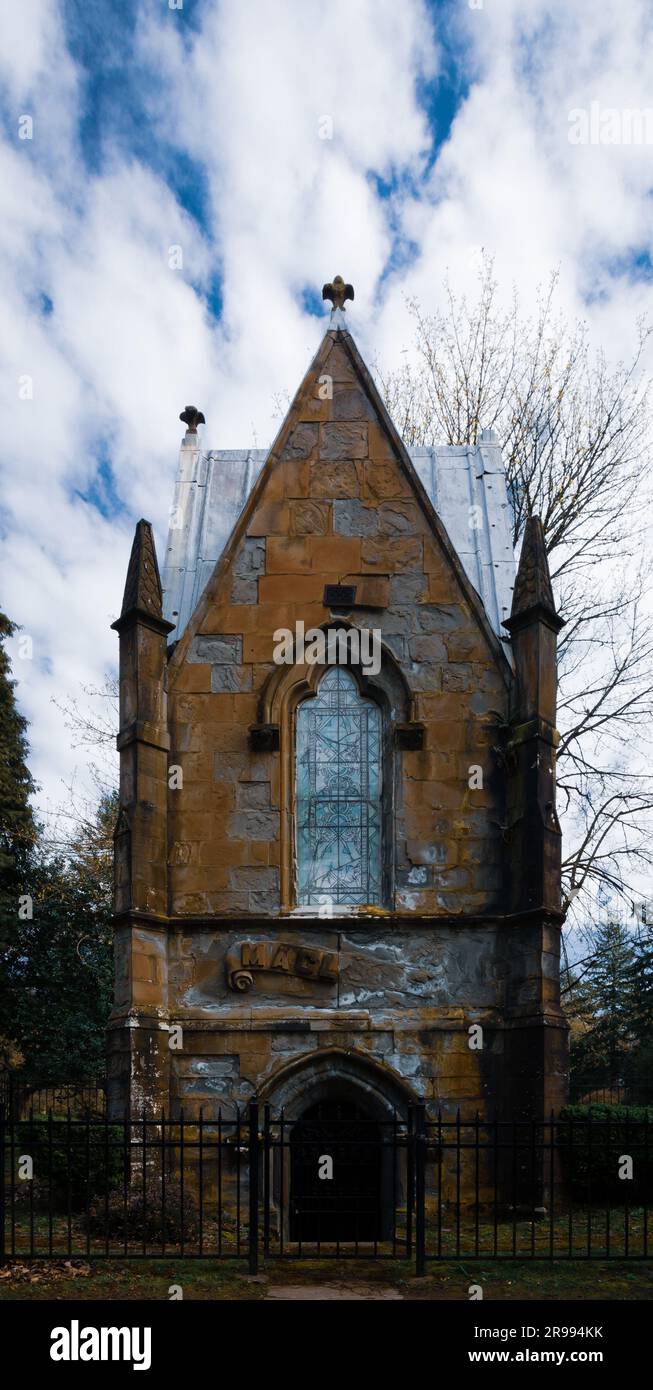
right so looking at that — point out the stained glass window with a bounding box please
[296,667,382,907]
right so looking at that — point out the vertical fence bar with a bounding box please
[179,1112,185,1260]
[493,1115,498,1258]
[263,1105,270,1257]
[142,1113,147,1258]
[406,1105,414,1259]
[161,1110,166,1259]
[236,1107,241,1257]
[218,1106,223,1262]
[644,1111,649,1259]
[474,1112,480,1256]
[567,1112,573,1256]
[8,1099,14,1258]
[0,1102,5,1266]
[159,1106,166,1262]
[217,1109,223,1257]
[48,1108,54,1258]
[549,1112,554,1260]
[391,1111,397,1258]
[279,1110,285,1259]
[198,1107,204,1258]
[587,1110,592,1259]
[248,1103,259,1275]
[29,1106,34,1258]
[530,1118,536,1256]
[66,1107,72,1258]
[103,1107,110,1259]
[123,1115,129,1257]
[437,1109,443,1259]
[415,1103,426,1277]
[85,1114,91,1259]
[624,1109,629,1259]
[455,1109,461,1258]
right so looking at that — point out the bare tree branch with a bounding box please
[375,255,653,924]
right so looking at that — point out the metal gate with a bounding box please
[259,1103,417,1262]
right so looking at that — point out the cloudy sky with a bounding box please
[1,0,653,818]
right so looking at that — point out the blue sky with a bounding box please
[1,0,653,817]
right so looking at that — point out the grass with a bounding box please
[1,1255,652,1301]
[2,1200,652,1300]
[4,1204,651,1261]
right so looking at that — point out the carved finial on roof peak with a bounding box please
[179,405,205,434]
[322,275,354,312]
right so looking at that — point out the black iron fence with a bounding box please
[1,1103,651,1273]
[568,1075,652,1107]
[0,1074,106,1120]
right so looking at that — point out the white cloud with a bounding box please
[1,0,652,820]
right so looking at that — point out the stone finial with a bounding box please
[512,516,554,613]
[179,405,205,434]
[322,276,354,311]
[507,514,562,630]
[119,519,164,620]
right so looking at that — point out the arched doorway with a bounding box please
[260,1050,418,1247]
[289,1096,382,1242]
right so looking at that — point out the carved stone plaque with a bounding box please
[226,940,338,993]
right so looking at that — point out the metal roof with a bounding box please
[161,416,515,642]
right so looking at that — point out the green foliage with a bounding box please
[11,1120,125,1210]
[0,611,37,897]
[629,927,653,1031]
[0,848,113,1081]
[564,919,649,1099]
[564,918,653,1103]
[558,1104,653,1200]
[0,609,115,1081]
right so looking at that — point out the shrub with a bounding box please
[84,1176,199,1244]
[10,1119,125,1210]
[558,1104,653,1201]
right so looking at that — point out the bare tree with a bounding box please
[43,678,119,860]
[376,256,653,926]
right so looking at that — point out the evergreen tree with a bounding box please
[0,626,115,1078]
[624,927,653,1100]
[570,919,637,1092]
[0,804,114,1080]
[0,611,37,884]
[630,926,653,1028]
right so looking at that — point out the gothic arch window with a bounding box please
[295,667,383,907]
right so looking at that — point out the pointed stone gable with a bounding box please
[165,326,514,920]
[119,519,164,621]
[171,329,511,675]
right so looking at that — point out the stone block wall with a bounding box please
[166,334,511,920]
[109,328,568,1135]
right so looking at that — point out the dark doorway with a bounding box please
[289,1098,382,1242]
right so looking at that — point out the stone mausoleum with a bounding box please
[108,279,568,1142]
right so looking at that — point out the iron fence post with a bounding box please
[415,1102,426,1277]
[406,1104,414,1258]
[263,1104,271,1256]
[0,1102,5,1266]
[248,1102,260,1274]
